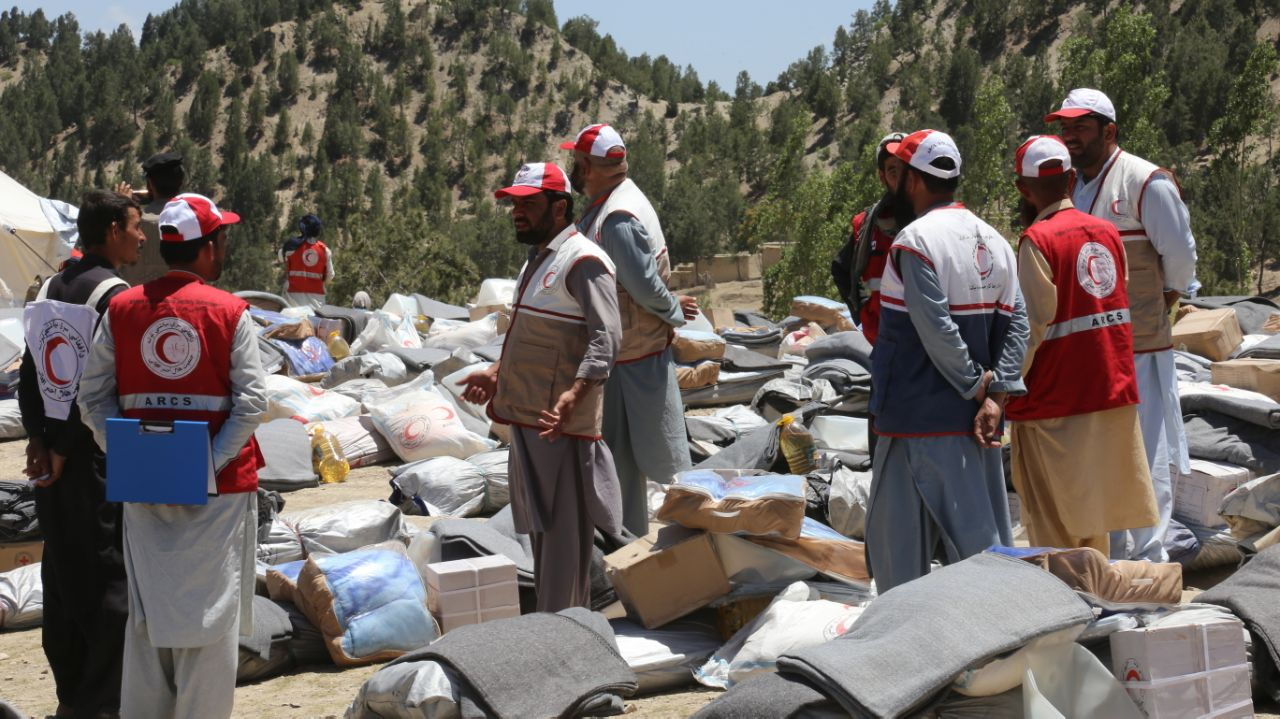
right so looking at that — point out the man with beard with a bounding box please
[79,193,267,718]
[1006,135,1157,554]
[831,131,906,344]
[562,123,697,536]
[1046,89,1197,561]
[19,189,142,719]
[864,130,1029,592]
[459,163,624,611]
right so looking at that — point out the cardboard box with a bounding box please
[0,540,42,572]
[1211,359,1280,402]
[425,555,520,633]
[603,525,730,629]
[1111,616,1252,718]
[1174,460,1252,528]
[1172,308,1243,361]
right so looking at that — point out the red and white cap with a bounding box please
[1015,135,1072,178]
[494,163,569,199]
[887,129,962,179]
[1044,88,1116,123]
[157,193,240,243]
[559,123,627,159]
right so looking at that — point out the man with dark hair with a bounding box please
[118,152,186,287]
[1047,88,1197,561]
[460,162,623,610]
[18,188,142,719]
[561,123,697,536]
[79,193,267,718]
[831,131,906,344]
[278,213,335,309]
[1006,135,1157,554]
[864,129,1029,592]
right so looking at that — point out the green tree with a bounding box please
[959,76,1018,235]
[186,70,222,143]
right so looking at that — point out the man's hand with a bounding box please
[677,295,700,322]
[34,452,66,488]
[974,370,994,405]
[113,181,133,198]
[457,365,499,404]
[1164,289,1182,310]
[24,440,49,481]
[538,380,590,440]
[972,396,1005,449]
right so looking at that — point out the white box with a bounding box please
[1111,616,1253,719]
[425,556,520,633]
[1174,460,1251,528]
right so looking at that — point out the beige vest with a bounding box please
[490,229,616,440]
[587,178,673,363]
[1086,151,1175,353]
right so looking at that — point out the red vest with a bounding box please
[1006,208,1140,421]
[851,210,893,345]
[108,272,262,494]
[286,240,328,294]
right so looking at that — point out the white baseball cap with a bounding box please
[887,129,962,179]
[1015,135,1072,178]
[560,123,627,159]
[1044,88,1116,123]
[494,162,569,199]
[158,193,240,243]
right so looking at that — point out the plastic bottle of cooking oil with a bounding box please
[308,423,350,484]
[777,414,817,474]
[326,331,351,361]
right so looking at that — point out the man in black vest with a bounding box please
[19,189,143,718]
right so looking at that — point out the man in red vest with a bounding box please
[831,131,905,345]
[78,193,268,719]
[279,213,333,308]
[1006,136,1157,553]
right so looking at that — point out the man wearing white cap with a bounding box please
[1047,88,1196,561]
[1006,135,1157,554]
[864,129,1029,592]
[562,123,697,536]
[460,162,625,611]
[78,193,268,718]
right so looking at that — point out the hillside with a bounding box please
[0,0,1278,313]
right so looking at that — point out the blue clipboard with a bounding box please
[106,419,217,505]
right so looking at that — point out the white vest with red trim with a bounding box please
[1006,207,1140,421]
[286,240,329,295]
[587,178,673,363]
[108,272,261,494]
[489,228,616,439]
[1083,150,1175,353]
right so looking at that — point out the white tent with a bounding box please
[0,169,73,306]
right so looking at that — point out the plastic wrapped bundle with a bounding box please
[658,469,807,538]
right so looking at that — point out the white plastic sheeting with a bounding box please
[256,500,411,566]
[0,398,25,440]
[263,374,361,424]
[0,562,42,629]
[390,449,510,518]
[366,374,496,463]
[352,311,422,354]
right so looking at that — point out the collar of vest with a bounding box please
[163,270,206,285]
[1033,198,1075,224]
[545,225,581,253]
[1080,148,1123,208]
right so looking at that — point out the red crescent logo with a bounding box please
[43,336,72,386]
[154,332,180,364]
[1111,199,1125,216]
[428,405,456,422]
[1087,255,1102,284]
[404,423,422,442]
[542,270,557,290]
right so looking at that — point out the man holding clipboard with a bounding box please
[79,193,268,719]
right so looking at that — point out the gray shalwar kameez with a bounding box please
[79,308,268,719]
[865,253,1028,594]
[581,211,691,536]
[506,255,624,612]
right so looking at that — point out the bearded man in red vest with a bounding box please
[1007,136,1157,554]
[78,193,267,719]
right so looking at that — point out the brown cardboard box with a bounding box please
[0,540,42,572]
[603,525,730,629]
[1172,308,1243,361]
[1211,359,1280,402]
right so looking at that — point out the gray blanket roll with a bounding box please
[1184,411,1280,474]
[1180,390,1280,429]
[775,552,1093,718]
[1196,544,1280,700]
[389,608,637,718]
